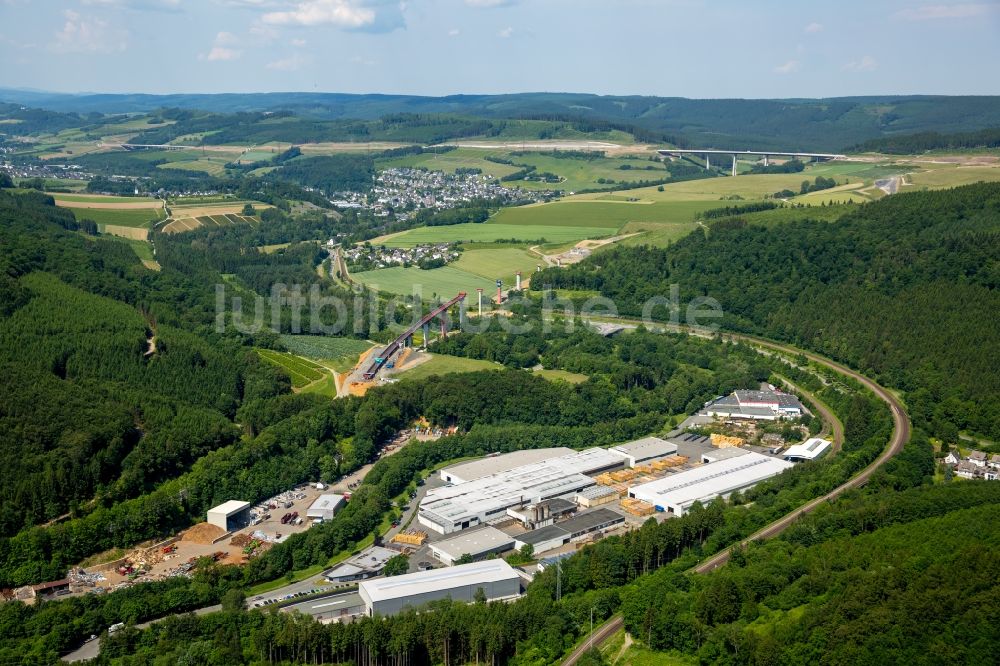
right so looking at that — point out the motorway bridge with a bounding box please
[361,292,467,380]
[658,148,845,175]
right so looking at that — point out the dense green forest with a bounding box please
[853,126,1000,153]
[533,182,1000,443]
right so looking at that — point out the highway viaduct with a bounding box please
[658,148,846,176]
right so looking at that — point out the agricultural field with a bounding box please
[255,348,328,389]
[450,247,545,281]
[394,353,502,381]
[279,335,375,372]
[904,164,1000,188]
[162,201,266,233]
[504,153,669,192]
[353,264,496,299]
[157,157,230,176]
[377,222,617,247]
[65,206,166,229]
[51,193,152,204]
[376,148,523,179]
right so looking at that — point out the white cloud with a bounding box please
[291,37,307,46]
[52,10,127,53]
[773,59,800,74]
[203,46,241,60]
[466,0,515,7]
[262,0,376,27]
[448,28,460,36]
[844,55,877,72]
[498,26,513,38]
[894,3,993,20]
[804,22,823,33]
[267,53,309,70]
[349,55,378,66]
[199,31,242,61]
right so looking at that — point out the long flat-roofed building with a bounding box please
[513,508,625,554]
[358,559,520,616]
[705,389,803,421]
[429,526,515,565]
[419,448,626,534]
[439,448,574,484]
[628,452,794,516]
[609,436,678,466]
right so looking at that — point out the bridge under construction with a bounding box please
[658,148,844,176]
[361,292,467,380]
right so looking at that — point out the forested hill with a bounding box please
[535,182,1000,443]
[0,190,287,539]
[3,90,1000,151]
[852,126,1000,153]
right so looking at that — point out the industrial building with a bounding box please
[418,448,626,534]
[575,485,619,508]
[609,437,678,466]
[429,526,515,565]
[783,437,832,462]
[439,448,573,484]
[306,494,345,521]
[323,546,398,583]
[628,452,794,516]
[701,447,751,464]
[206,500,251,532]
[358,559,521,616]
[705,390,804,421]
[506,498,576,529]
[513,508,625,555]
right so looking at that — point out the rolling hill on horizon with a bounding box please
[3,89,1000,151]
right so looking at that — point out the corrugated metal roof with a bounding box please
[359,559,518,602]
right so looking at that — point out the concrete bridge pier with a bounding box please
[763,154,769,167]
[705,154,711,170]
[732,154,737,176]
[422,322,430,349]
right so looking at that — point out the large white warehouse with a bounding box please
[358,559,521,616]
[419,448,626,534]
[628,452,794,516]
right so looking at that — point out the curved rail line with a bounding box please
[561,327,910,664]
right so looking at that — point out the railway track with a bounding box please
[561,325,911,664]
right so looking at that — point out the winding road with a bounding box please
[561,325,911,664]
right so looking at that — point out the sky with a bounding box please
[0,0,998,98]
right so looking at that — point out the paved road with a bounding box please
[63,603,222,663]
[560,323,911,664]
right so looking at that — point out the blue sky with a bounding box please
[1,0,998,97]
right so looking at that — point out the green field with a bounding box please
[532,368,588,383]
[354,264,497,298]
[450,247,545,280]
[377,148,523,179]
[66,206,165,228]
[378,222,616,247]
[158,158,229,176]
[52,194,152,204]
[395,354,501,381]
[256,348,327,388]
[905,165,1000,188]
[504,153,669,191]
[279,335,374,372]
